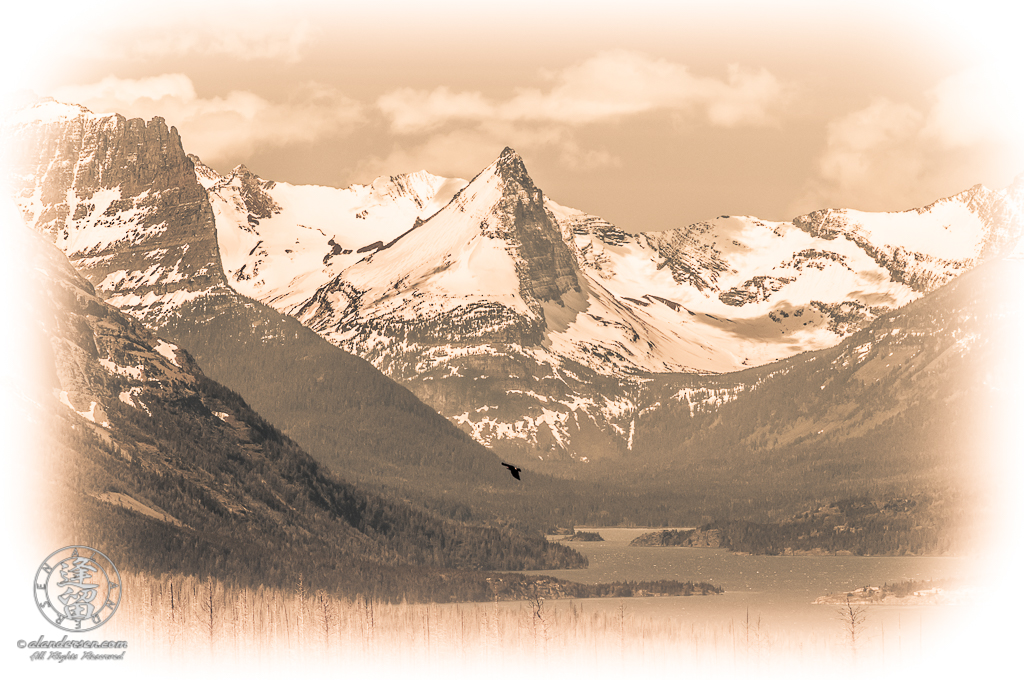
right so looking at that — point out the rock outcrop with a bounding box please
[3,99,226,323]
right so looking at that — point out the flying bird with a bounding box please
[502,462,522,480]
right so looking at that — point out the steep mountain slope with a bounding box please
[612,254,1023,526]
[14,222,586,599]
[3,99,586,522]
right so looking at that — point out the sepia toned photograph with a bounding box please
[2,1,1021,677]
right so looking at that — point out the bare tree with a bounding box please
[837,596,868,663]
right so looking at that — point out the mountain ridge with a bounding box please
[15,220,589,599]
[5,98,1021,463]
[4,98,593,521]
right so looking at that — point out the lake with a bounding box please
[526,526,973,627]
[477,526,986,674]
[112,527,997,679]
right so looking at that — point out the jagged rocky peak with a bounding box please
[2,102,228,321]
[493,146,536,190]
[188,153,221,188]
[456,146,580,303]
[5,105,201,208]
[222,164,280,219]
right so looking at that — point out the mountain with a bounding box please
[2,99,226,324]
[206,144,1023,462]
[205,158,467,311]
[1,98,592,530]
[6,98,1021,467]
[12,219,586,600]
[602,253,1023,529]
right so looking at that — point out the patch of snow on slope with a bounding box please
[118,387,151,415]
[57,391,109,428]
[154,340,181,367]
[840,202,986,260]
[99,358,145,380]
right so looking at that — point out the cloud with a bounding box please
[371,50,788,179]
[377,50,791,133]
[354,122,618,184]
[796,66,1024,213]
[123,19,315,63]
[817,98,926,203]
[377,88,495,135]
[922,66,1024,149]
[49,74,363,164]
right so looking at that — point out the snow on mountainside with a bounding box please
[550,176,1024,374]
[5,98,1022,463]
[293,148,576,354]
[206,162,466,311]
[2,98,226,323]
[207,143,1022,460]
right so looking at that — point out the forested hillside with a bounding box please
[562,258,1020,530]
[21,227,586,601]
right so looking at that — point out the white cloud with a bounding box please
[818,98,926,200]
[49,74,363,164]
[354,122,618,183]
[378,88,495,135]
[372,50,787,178]
[922,66,1024,149]
[124,19,315,63]
[798,65,1024,213]
[377,50,791,133]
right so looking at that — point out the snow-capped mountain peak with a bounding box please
[3,97,98,126]
[293,147,579,338]
[187,154,222,189]
[6,98,1023,463]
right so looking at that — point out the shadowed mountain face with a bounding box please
[13,223,586,599]
[608,255,1024,530]
[3,100,587,517]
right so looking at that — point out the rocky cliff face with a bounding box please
[3,99,226,323]
[472,147,580,306]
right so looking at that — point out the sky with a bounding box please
[2,0,1023,231]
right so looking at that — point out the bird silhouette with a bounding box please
[501,462,522,480]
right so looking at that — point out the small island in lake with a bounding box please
[567,530,605,542]
[630,529,720,547]
[813,579,970,605]
[629,495,960,556]
[485,575,723,599]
